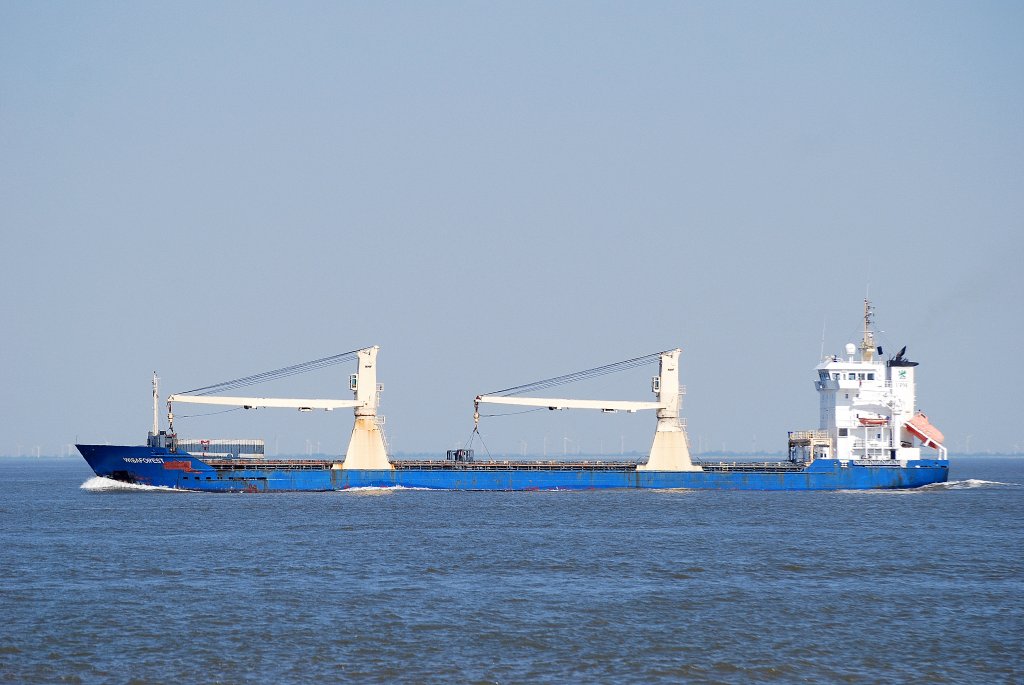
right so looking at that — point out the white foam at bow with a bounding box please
[339,485,433,494]
[80,476,186,492]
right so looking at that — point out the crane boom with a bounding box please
[475,396,665,412]
[166,394,361,411]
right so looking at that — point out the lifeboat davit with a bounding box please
[905,412,944,449]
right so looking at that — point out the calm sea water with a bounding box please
[0,457,1020,684]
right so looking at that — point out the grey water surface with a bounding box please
[1,457,1021,684]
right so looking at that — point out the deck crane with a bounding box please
[165,346,392,470]
[474,349,701,472]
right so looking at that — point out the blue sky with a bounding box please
[1,2,1021,456]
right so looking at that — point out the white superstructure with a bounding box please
[795,300,948,463]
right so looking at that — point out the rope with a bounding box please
[470,427,492,460]
[179,348,365,396]
[485,350,669,397]
[478,407,546,418]
[176,407,244,419]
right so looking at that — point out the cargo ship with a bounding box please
[77,302,949,491]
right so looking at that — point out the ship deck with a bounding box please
[203,458,645,472]
[393,460,641,471]
[200,458,815,473]
[697,461,808,472]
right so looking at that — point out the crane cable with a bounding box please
[176,407,244,420]
[178,348,366,396]
[484,350,669,397]
[465,424,492,460]
[472,350,670,454]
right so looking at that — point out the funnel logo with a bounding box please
[898,370,907,380]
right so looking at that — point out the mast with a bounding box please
[151,372,159,436]
[858,298,875,362]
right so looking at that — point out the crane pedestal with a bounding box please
[640,420,700,471]
[341,416,392,470]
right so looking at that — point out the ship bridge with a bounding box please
[798,300,947,463]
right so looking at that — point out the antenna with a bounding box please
[819,316,827,360]
[858,299,876,362]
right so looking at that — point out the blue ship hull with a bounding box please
[77,444,949,492]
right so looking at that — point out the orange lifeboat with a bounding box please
[905,412,944,449]
[858,417,888,426]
